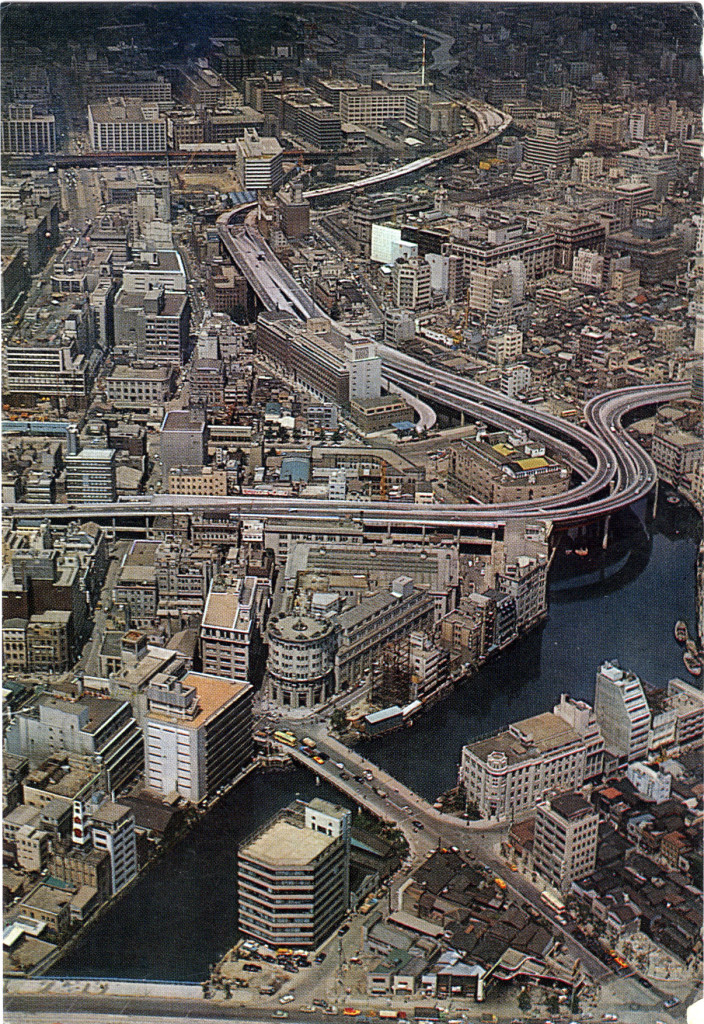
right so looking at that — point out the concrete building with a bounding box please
[522,123,570,171]
[88,98,168,152]
[144,671,253,803]
[533,791,599,894]
[168,465,228,496]
[81,797,138,894]
[266,614,337,709]
[459,709,599,821]
[572,248,604,288]
[336,577,435,690]
[626,762,672,803]
[160,408,208,480]
[65,447,117,504]
[105,364,174,408]
[392,256,431,311]
[2,103,56,155]
[121,250,187,294]
[4,695,143,793]
[486,326,524,366]
[345,338,382,403]
[200,577,264,683]
[114,284,190,365]
[448,429,569,505]
[237,802,348,949]
[594,661,651,763]
[235,129,283,190]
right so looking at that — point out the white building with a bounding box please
[370,223,418,265]
[65,448,117,504]
[486,325,523,366]
[235,129,283,190]
[594,661,651,763]
[305,797,351,906]
[459,709,598,821]
[2,103,56,154]
[328,469,347,501]
[88,98,168,152]
[145,671,253,803]
[626,761,672,803]
[121,250,187,293]
[346,338,381,402]
[90,800,138,895]
[499,363,531,398]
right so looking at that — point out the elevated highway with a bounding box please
[301,101,511,202]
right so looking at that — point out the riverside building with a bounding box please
[237,800,349,949]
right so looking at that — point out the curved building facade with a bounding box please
[266,614,337,709]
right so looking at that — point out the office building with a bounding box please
[266,614,338,709]
[594,661,651,763]
[65,448,117,504]
[200,576,265,683]
[88,98,168,152]
[486,326,524,366]
[572,248,604,288]
[159,408,207,480]
[121,250,187,294]
[459,707,601,821]
[345,338,382,402]
[392,256,431,311]
[449,429,569,505]
[237,801,348,949]
[2,103,56,154]
[105,364,174,408]
[5,695,143,793]
[235,129,283,190]
[522,123,569,171]
[145,671,253,803]
[114,284,190,365]
[533,792,599,894]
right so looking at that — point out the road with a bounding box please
[284,725,616,986]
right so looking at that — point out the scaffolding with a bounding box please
[372,634,411,708]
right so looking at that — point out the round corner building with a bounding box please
[266,614,337,709]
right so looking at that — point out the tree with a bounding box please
[517,990,531,1012]
[330,709,348,733]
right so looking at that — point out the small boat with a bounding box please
[683,651,702,677]
[564,548,573,555]
[686,639,699,656]
[675,621,688,643]
[667,495,680,504]
[575,547,589,557]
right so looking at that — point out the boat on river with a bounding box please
[675,620,688,643]
[575,547,589,557]
[683,650,702,677]
[686,639,699,656]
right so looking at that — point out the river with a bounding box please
[55,495,701,981]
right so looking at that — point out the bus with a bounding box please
[274,730,297,748]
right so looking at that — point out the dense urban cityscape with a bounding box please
[1,4,702,1024]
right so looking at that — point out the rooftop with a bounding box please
[147,672,250,731]
[241,819,335,867]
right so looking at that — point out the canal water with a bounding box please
[56,496,701,981]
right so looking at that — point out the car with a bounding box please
[243,963,261,972]
[334,762,345,770]
[314,953,326,964]
[602,1016,618,1022]
[337,925,349,936]
[313,756,325,764]
[279,993,295,1003]
[340,772,349,780]
[411,820,424,829]
[663,997,680,1008]
[354,775,364,783]
[274,1012,289,1019]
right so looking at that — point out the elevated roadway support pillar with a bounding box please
[602,514,611,551]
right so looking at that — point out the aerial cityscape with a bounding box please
[1,4,702,1024]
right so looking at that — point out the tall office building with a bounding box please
[533,791,599,895]
[200,577,265,683]
[345,338,382,402]
[88,98,168,152]
[237,800,348,949]
[235,129,283,190]
[594,661,651,763]
[392,256,431,310]
[144,671,253,803]
[88,799,138,895]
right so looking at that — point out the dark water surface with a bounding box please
[56,497,701,981]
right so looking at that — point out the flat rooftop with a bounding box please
[468,711,581,766]
[241,819,334,867]
[148,672,250,731]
